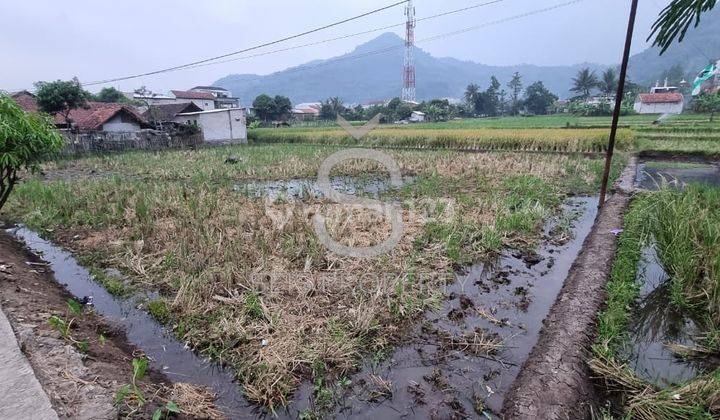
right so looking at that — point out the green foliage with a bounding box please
[524,81,558,115]
[48,315,71,338]
[650,0,717,53]
[34,77,90,122]
[507,72,524,116]
[252,94,292,122]
[693,93,720,121]
[67,298,83,315]
[600,68,618,96]
[0,94,64,211]
[570,68,600,99]
[147,299,172,325]
[152,401,181,420]
[94,87,127,103]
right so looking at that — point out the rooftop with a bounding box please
[637,92,684,104]
[171,90,215,100]
[55,102,147,130]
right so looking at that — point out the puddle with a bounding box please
[280,197,599,418]
[234,176,414,200]
[636,160,720,190]
[8,227,256,418]
[619,246,716,387]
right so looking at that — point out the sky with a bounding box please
[1,0,667,94]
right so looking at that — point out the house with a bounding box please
[174,108,246,143]
[55,102,149,132]
[171,90,216,111]
[291,103,322,121]
[10,91,39,112]
[132,93,178,106]
[409,111,426,123]
[142,102,203,123]
[190,86,240,109]
[634,80,685,114]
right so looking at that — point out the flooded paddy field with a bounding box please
[592,169,720,419]
[3,144,627,417]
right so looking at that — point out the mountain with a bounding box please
[627,7,720,87]
[214,11,720,105]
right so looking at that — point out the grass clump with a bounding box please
[592,185,720,419]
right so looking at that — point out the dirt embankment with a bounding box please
[502,157,637,419]
[0,230,172,419]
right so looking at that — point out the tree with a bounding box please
[464,84,481,115]
[252,94,274,122]
[95,87,127,103]
[0,94,64,211]
[328,97,345,116]
[650,0,716,54]
[600,68,618,96]
[524,81,558,115]
[271,95,292,121]
[570,68,600,100]
[34,77,90,126]
[507,72,524,115]
[693,92,720,121]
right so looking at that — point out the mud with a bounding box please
[0,231,172,419]
[277,197,598,419]
[620,246,718,387]
[502,157,636,419]
[234,175,413,200]
[636,159,720,190]
[9,227,256,418]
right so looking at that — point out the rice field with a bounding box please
[5,143,625,412]
[250,127,635,153]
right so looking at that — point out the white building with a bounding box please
[409,111,426,122]
[190,86,240,109]
[634,79,685,114]
[171,90,216,111]
[174,108,247,143]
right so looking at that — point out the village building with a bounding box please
[171,90,216,111]
[190,86,240,109]
[142,102,203,124]
[10,91,39,112]
[633,80,685,114]
[174,108,247,143]
[291,103,322,121]
[55,102,149,132]
[409,110,426,122]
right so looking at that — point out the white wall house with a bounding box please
[102,113,143,132]
[174,108,247,143]
[409,111,426,123]
[633,93,685,114]
[171,90,216,111]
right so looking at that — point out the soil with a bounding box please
[501,157,637,419]
[0,230,174,419]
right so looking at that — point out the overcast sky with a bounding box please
[2,0,667,93]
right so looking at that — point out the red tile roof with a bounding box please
[11,91,39,112]
[637,93,684,104]
[171,90,215,100]
[54,102,147,130]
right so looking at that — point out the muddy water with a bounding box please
[280,197,599,418]
[636,160,720,190]
[234,176,414,200]
[620,246,716,387]
[8,227,256,418]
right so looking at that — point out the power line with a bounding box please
[198,0,584,90]
[183,0,509,71]
[84,0,409,86]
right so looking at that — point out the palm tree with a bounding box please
[570,68,600,100]
[328,97,344,116]
[650,0,716,54]
[600,68,618,96]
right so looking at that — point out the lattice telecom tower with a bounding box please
[401,0,416,102]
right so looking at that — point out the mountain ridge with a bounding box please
[214,11,720,105]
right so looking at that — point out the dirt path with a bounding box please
[0,230,173,419]
[502,157,637,419]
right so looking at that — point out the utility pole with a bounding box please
[599,0,638,207]
[401,0,416,102]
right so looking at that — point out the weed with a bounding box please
[147,299,172,325]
